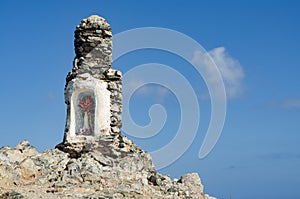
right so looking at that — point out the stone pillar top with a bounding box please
[68,15,113,81]
[76,15,111,31]
[74,15,112,58]
[74,15,112,57]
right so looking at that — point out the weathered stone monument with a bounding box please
[65,15,122,140]
[0,15,217,199]
[57,16,125,155]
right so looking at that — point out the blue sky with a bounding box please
[1,1,300,199]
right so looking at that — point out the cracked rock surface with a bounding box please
[0,140,216,199]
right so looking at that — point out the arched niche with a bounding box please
[73,89,96,136]
[65,74,111,142]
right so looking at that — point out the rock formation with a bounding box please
[0,140,216,199]
[0,15,216,199]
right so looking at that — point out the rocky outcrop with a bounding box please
[0,140,216,199]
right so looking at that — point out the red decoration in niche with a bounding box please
[79,96,94,113]
[77,95,95,135]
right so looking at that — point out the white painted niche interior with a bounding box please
[65,74,111,142]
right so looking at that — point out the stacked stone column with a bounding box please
[64,15,122,140]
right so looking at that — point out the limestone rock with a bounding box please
[0,140,217,199]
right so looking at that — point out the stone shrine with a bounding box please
[0,15,217,199]
[61,16,122,149]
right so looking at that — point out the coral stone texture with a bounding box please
[0,15,216,199]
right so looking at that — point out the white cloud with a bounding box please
[125,79,145,95]
[47,91,56,100]
[268,98,300,109]
[193,47,244,99]
[124,79,169,103]
[283,99,300,108]
[124,47,244,102]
